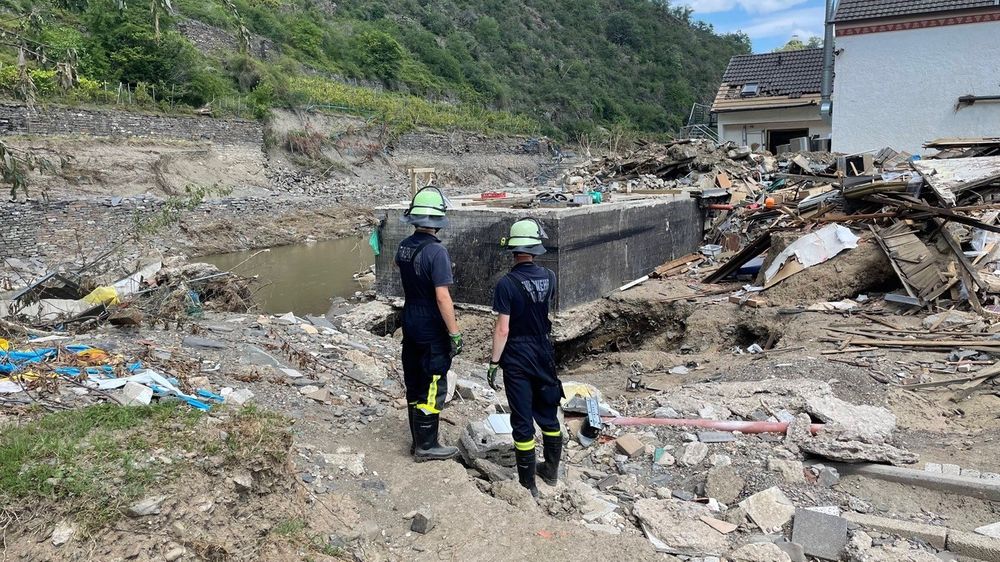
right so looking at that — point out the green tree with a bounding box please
[774,35,823,51]
[357,30,403,81]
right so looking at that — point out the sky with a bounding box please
[676,0,828,52]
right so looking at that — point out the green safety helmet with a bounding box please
[401,186,449,229]
[505,217,547,255]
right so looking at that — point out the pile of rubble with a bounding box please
[603,138,1000,318]
[560,138,780,194]
[451,372,1000,562]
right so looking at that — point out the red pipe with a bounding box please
[602,417,823,435]
[705,204,734,210]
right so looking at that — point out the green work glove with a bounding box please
[449,332,464,358]
[487,361,500,390]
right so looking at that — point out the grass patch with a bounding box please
[273,518,307,536]
[286,77,539,137]
[0,403,204,533]
[223,405,292,467]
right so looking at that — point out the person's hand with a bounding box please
[449,332,464,357]
[487,362,500,390]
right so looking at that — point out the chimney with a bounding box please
[820,0,835,118]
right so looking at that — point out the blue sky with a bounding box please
[676,0,828,52]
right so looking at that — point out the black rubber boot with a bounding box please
[412,410,458,462]
[407,406,416,455]
[515,448,539,498]
[536,433,562,486]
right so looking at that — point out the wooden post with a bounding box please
[407,167,436,196]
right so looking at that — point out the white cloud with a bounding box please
[678,0,809,14]
[727,6,825,40]
[675,0,737,13]
[735,0,810,14]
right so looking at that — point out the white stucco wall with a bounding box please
[833,22,1000,154]
[716,106,831,147]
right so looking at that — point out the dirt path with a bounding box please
[292,408,663,561]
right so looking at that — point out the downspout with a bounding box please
[820,0,836,118]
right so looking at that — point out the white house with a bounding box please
[832,0,1000,154]
[711,48,832,153]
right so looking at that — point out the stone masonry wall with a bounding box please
[0,103,263,145]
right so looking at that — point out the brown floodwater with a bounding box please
[200,238,374,315]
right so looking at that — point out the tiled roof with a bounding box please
[833,0,998,23]
[719,48,824,99]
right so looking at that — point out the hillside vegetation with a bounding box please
[0,0,748,137]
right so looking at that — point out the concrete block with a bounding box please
[740,487,795,533]
[961,468,982,479]
[947,530,1000,562]
[459,420,515,467]
[768,457,805,483]
[410,510,434,534]
[706,464,745,504]
[842,512,947,549]
[615,433,645,457]
[792,508,848,560]
[942,464,961,476]
[977,522,1000,539]
[121,381,153,406]
[680,441,709,466]
[375,196,703,310]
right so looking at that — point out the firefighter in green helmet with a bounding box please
[488,217,562,497]
[396,186,463,461]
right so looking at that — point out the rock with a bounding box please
[787,414,916,465]
[792,507,848,560]
[304,388,330,403]
[299,385,320,395]
[410,510,434,534]
[51,520,75,546]
[226,388,254,406]
[680,441,709,467]
[818,466,840,487]
[740,486,796,533]
[182,336,227,350]
[164,547,185,561]
[233,470,253,491]
[323,452,366,476]
[698,431,737,443]
[121,381,153,406]
[653,406,680,419]
[456,379,495,401]
[633,499,728,556]
[768,457,805,483]
[730,543,792,562]
[669,365,690,375]
[804,395,897,440]
[241,344,282,367]
[710,454,732,467]
[774,540,807,562]
[615,433,645,458]
[491,480,539,512]
[127,495,167,517]
[706,464,745,504]
[279,367,304,379]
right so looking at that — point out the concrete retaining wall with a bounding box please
[373,196,703,311]
[0,103,263,145]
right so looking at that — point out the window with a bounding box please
[741,83,760,97]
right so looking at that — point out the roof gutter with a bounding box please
[820,0,836,118]
[712,101,819,114]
